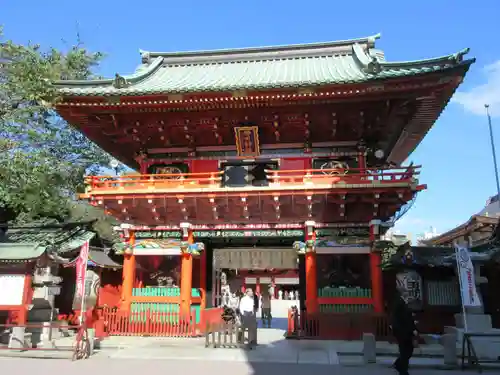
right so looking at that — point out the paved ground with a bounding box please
[0,357,487,375]
[2,327,498,370]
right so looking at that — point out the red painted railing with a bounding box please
[82,165,420,195]
[102,308,196,337]
[287,309,391,341]
[287,309,459,341]
[85,171,223,191]
[266,166,420,184]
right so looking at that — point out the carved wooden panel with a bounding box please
[214,248,297,270]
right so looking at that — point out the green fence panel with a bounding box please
[131,287,201,323]
[318,287,372,298]
[319,304,373,313]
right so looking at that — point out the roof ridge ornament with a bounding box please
[367,33,382,46]
[366,56,382,74]
[353,43,381,74]
[449,48,470,63]
[113,73,130,89]
[140,49,151,64]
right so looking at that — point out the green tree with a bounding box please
[0,26,115,227]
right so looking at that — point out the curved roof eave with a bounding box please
[53,57,164,87]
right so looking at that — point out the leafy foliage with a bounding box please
[68,202,121,244]
[0,26,114,227]
[0,139,69,223]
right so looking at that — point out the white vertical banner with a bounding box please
[455,245,482,308]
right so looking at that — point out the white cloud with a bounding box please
[452,60,500,117]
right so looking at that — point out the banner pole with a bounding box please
[454,244,468,333]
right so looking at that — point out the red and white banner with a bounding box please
[75,241,90,321]
[455,245,481,307]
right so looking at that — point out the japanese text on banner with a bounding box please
[455,245,481,308]
[75,241,90,300]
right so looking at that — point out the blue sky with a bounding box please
[2,0,499,235]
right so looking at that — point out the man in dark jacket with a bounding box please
[390,290,417,375]
[253,291,259,313]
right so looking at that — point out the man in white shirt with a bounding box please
[239,288,257,347]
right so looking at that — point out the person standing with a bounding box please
[253,289,259,313]
[261,289,272,328]
[239,288,257,347]
[390,290,418,375]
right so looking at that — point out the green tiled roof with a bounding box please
[0,223,96,261]
[0,243,47,261]
[54,34,474,97]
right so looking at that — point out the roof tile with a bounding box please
[54,35,473,97]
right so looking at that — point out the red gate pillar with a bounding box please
[200,245,207,310]
[369,220,383,313]
[17,267,33,325]
[180,222,193,319]
[304,221,318,313]
[121,229,136,311]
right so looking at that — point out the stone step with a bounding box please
[455,313,493,331]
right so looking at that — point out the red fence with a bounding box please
[102,308,196,337]
[287,309,459,341]
[287,310,391,340]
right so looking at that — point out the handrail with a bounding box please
[83,165,420,193]
[85,171,223,190]
[88,171,224,180]
[265,166,420,182]
[264,166,421,174]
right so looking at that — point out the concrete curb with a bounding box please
[342,363,500,371]
[341,363,459,370]
[337,351,444,358]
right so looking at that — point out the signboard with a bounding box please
[194,229,304,238]
[0,274,25,306]
[133,229,304,239]
[132,227,368,241]
[316,227,370,237]
[135,231,181,239]
[214,248,297,270]
[234,125,260,157]
[316,239,370,247]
